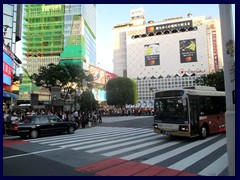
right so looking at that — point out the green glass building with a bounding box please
[19,4,96,101]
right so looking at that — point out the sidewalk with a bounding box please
[101,116,153,123]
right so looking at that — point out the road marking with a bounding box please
[198,153,228,176]
[102,140,164,156]
[71,133,155,150]
[120,140,182,160]
[141,135,221,165]
[168,138,226,171]
[87,136,162,154]
[3,147,64,160]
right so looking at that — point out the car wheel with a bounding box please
[30,129,39,139]
[200,126,208,139]
[68,126,75,134]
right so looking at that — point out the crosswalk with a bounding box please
[24,126,228,176]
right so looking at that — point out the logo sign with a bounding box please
[146,20,192,34]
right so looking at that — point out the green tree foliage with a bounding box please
[79,90,98,111]
[196,70,225,91]
[106,77,138,107]
[30,63,86,100]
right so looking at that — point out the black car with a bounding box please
[6,115,78,139]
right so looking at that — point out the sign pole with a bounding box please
[219,4,235,176]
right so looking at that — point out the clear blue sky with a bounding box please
[96,4,235,73]
[17,4,235,74]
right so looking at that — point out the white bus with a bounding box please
[153,86,226,138]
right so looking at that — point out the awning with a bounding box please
[3,91,18,99]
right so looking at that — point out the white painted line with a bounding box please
[141,135,221,165]
[168,138,226,171]
[199,153,228,176]
[102,139,164,156]
[3,147,64,160]
[87,135,161,153]
[72,133,155,150]
[121,140,182,160]
[48,129,151,146]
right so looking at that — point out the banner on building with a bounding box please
[212,30,219,71]
[144,43,160,66]
[179,39,197,63]
[146,20,192,34]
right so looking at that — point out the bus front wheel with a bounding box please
[200,125,208,139]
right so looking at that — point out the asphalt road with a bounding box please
[3,116,228,176]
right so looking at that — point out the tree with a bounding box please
[30,63,86,101]
[196,70,225,91]
[106,77,137,107]
[79,90,98,111]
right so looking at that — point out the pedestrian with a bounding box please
[81,112,86,128]
[97,110,102,124]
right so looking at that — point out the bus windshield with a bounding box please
[154,98,188,124]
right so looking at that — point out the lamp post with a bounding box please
[219,4,235,176]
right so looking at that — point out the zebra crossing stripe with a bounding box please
[87,135,162,153]
[198,153,228,176]
[48,129,152,146]
[141,135,221,165]
[121,140,182,160]
[168,138,226,171]
[102,140,165,156]
[71,133,155,150]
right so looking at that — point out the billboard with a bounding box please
[145,43,160,66]
[89,65,118,85]
[179,39,197,63]
[3,51,13,86]
[106,71,117,84]
[89,66,106,85]
[146,20,192,34]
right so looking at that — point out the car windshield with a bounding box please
[154,98,188,124]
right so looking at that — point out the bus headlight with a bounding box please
[179,125,189,132]
[153,124,158,129]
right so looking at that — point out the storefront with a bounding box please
[3,44,21,111]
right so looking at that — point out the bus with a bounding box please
[153,86,226,138]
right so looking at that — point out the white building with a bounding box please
[113,9,223,106]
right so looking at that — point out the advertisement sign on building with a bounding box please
[179,39,197,63]
[144,43,160,66]
[3,51,13,86]
[212,30,219,71]
[146,20,192,34]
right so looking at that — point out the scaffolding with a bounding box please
[23,4,65,58]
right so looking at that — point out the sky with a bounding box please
[16,4,235,74]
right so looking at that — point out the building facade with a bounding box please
[3,4,23,111]
[19,4,97,103]
[113,8,223,106]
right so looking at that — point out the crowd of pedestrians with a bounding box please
[3,106,153,135]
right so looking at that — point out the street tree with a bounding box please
[79,90,98,112]
[106,77,137,107]
[196,70,225,91]
[30,63,86,101]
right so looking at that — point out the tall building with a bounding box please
[19,4,96,103]
[113,8,223,107]
[3,4,23,111]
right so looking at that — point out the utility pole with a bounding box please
[219,4,235,176]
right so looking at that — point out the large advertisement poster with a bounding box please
[89,66,106,85]
[179,39,197,63]
[144,43,160,66]
[106,71,117,84]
